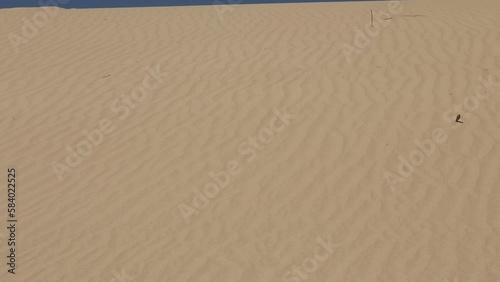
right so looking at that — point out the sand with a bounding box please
[1,0,500,281]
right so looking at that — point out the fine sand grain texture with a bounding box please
[1,0,500,281]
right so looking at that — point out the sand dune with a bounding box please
[1,0,499,281]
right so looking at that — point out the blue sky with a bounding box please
[0,0,373,8]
